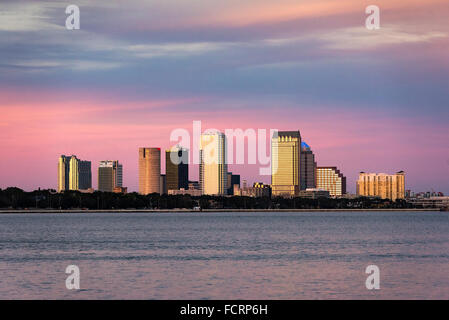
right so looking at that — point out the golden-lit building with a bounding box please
[139,148,161,195]
[166,145,189,191]
[316,167,346,197]
[271,131,301,197]
[199,132,227,195]
[234,182,271,198]
[58,155,70,192]
[357,171,405,201]
[58,155,91,192]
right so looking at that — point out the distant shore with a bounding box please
[0,208,444,214]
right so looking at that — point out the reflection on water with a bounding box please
[0,211,448,299]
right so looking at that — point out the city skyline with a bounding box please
[1,126,442,195]
[0,0,448,193]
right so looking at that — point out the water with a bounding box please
[0,211,448,299]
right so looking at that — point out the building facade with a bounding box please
[58,155,70,192]
[227,172,241,195]
[166,146,189,191]
[316,167,346,197]
[356,171,405,201]
[234,182,271,198]
[199,132,228,195]
[58,155,91,192]
[271,131,301,197]
[300,142,317,190]
[160,174,167,195]
[98,160,123,192]
[139,147,161,195]
[298,188,330,199]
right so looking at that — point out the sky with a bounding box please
[0,0,448,193]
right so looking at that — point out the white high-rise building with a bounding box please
[199,132,228,195]
[98,160,123,192]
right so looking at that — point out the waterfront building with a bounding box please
[139,147,161,195]
[98,160,123,192]
[58,155,91,192]
[166,146,189,191]
[300,142,317,190]
[168,188,202,197]
[234,182,271,198]
[227,172,241,195]
[199,132,228,195]
[298,188,330,199]
[57,155,70,192]
[316,167,346,197]
[113,186,127,194]
[160,174,167,195]
[356,171,405,201]
[271,131,301,197]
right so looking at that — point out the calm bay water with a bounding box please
[0,211,448,299]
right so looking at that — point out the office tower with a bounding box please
[139,148,161,195]
[160,174,167,194]
[227,172,240,195]
[98,160,123,192]
[316,167,346,197]
[58,155,70,192]
[78,160,92,190]
[58,155,91,192]
[166,146,189,191]
[199,132,227,195]
[357,171,405,201]
[271,131,301,197]
[300,142,317,190]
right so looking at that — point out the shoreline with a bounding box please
[0,208,444,214]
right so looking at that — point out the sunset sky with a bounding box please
[0,0,448,193]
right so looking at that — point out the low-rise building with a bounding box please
[234,182,271,197]
[298,188,330,199]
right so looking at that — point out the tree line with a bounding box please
[0,187,417,210]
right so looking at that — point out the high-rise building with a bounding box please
[227,172,240,195]
[58,155,70,192]
[78,160,92,190]
[271,131,301,197]
[316,167,346,197]
[357,171,405,201]
[139,148,161,195]
[166,146,189,191]
[58,155,91,192]
[160,174,167,195]
[300,142,317,190]
[98,160,123,192]
[199,132,228,195]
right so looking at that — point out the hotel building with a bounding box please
[139,147,161,195]
[166,146,189,191]
[316,167,346,197]
[356,171,405,201]
[58,155,91,192]
[271,131,301,197]
[199,132,228,195]
[98,160,123,192]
